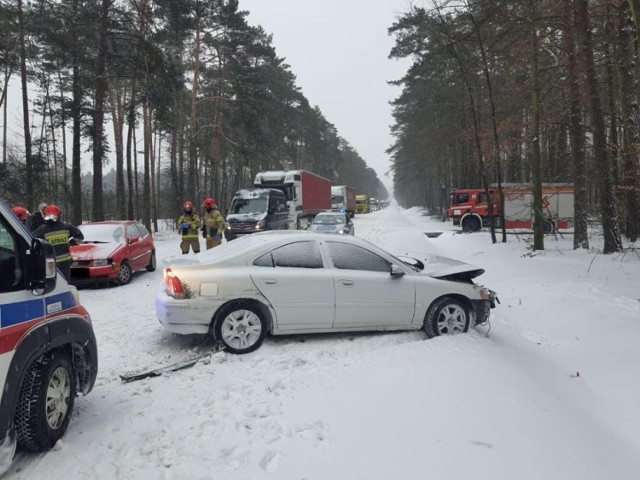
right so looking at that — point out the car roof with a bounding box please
[166,230,375,269]
[81,221,137,226]
[316,210,346,215]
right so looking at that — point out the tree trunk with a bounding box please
[142,102,151,231]
[17,0,34,208]
[188,24,202,203]
[627,0,640,56]
[563,0,589,249]
[434,1,496,243]
[56,60,68,199]
[615,3,640,242]
[466,3,506,243]
[126,79,137,220]
[109,83,126,219]
[91,0,111,221]
[70,0,82,224]
[575,0,623,253]
[530,1,545,251]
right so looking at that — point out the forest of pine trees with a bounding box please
[0,0,387,232]
[388,0,640,253]
[3,0,639,254]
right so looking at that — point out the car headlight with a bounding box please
[479,287,498,303]
[93,259,110,267]
[256,220,265,229]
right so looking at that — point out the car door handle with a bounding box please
[338,279,354,286]
[263,279,277,285]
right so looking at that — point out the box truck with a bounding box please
[331,185,356,218]
[254,170,332,229]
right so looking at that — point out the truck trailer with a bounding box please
[254,170,332,229]
[331,185,356,218]
[448,183,574,233]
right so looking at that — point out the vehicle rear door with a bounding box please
[134,223,153,267]
[250,240,335,331]
[126,223,147,270]
[324,240,415,328]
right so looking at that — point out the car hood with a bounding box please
[400,254,485,280]
[71,242,120,260]
[310,224,344,233]
[227,212,267,222]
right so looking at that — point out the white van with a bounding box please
[0,198,98,474]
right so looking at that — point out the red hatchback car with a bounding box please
[70,221,156,286]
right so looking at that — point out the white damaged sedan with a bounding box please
[156,231,497,354]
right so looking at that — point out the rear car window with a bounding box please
[254,241,323,268]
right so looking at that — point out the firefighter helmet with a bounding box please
[43,204,62,221]
[183,201,194,211]
[12,206,29,222]
[203,197,217,209]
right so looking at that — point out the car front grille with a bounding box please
[71,260,92,267]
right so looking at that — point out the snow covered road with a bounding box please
[8,206,640,480]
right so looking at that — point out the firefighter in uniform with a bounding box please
[201,197,225,249]
[177,201,201,254]
[32,204,84,281]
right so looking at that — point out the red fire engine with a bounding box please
[448,183,574,233]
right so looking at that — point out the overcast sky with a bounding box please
[239,0,413,192]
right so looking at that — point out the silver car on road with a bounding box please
[156,231,497,353]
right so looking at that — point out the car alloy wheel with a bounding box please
[423,296,470,338]
[117,261,132,285]
[214,304,266,354]
[46,367,72,429]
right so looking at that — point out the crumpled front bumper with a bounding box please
[471,290,499,325]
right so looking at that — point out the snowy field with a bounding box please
[7,205,640,480]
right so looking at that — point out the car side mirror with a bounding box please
[390,264,405,278]
[129,236,139,244]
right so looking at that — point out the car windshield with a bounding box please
[313,214,345,225]
[229,197,267,215]
[78,224,124,243]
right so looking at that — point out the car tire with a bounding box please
[116,261,132,285]
[462,215,481,232]
[146,251,156,272]
[423,296,470,338]
[213,303,267,354]
[15,350,76,451]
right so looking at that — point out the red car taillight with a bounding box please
[164,268,185,299]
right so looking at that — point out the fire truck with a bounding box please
[448,183,574,233]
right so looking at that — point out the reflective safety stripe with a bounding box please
[44,230,70,246]
[182,234,199,239]
[56,254,72,263]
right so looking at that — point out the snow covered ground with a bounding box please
[7,205,640,480]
